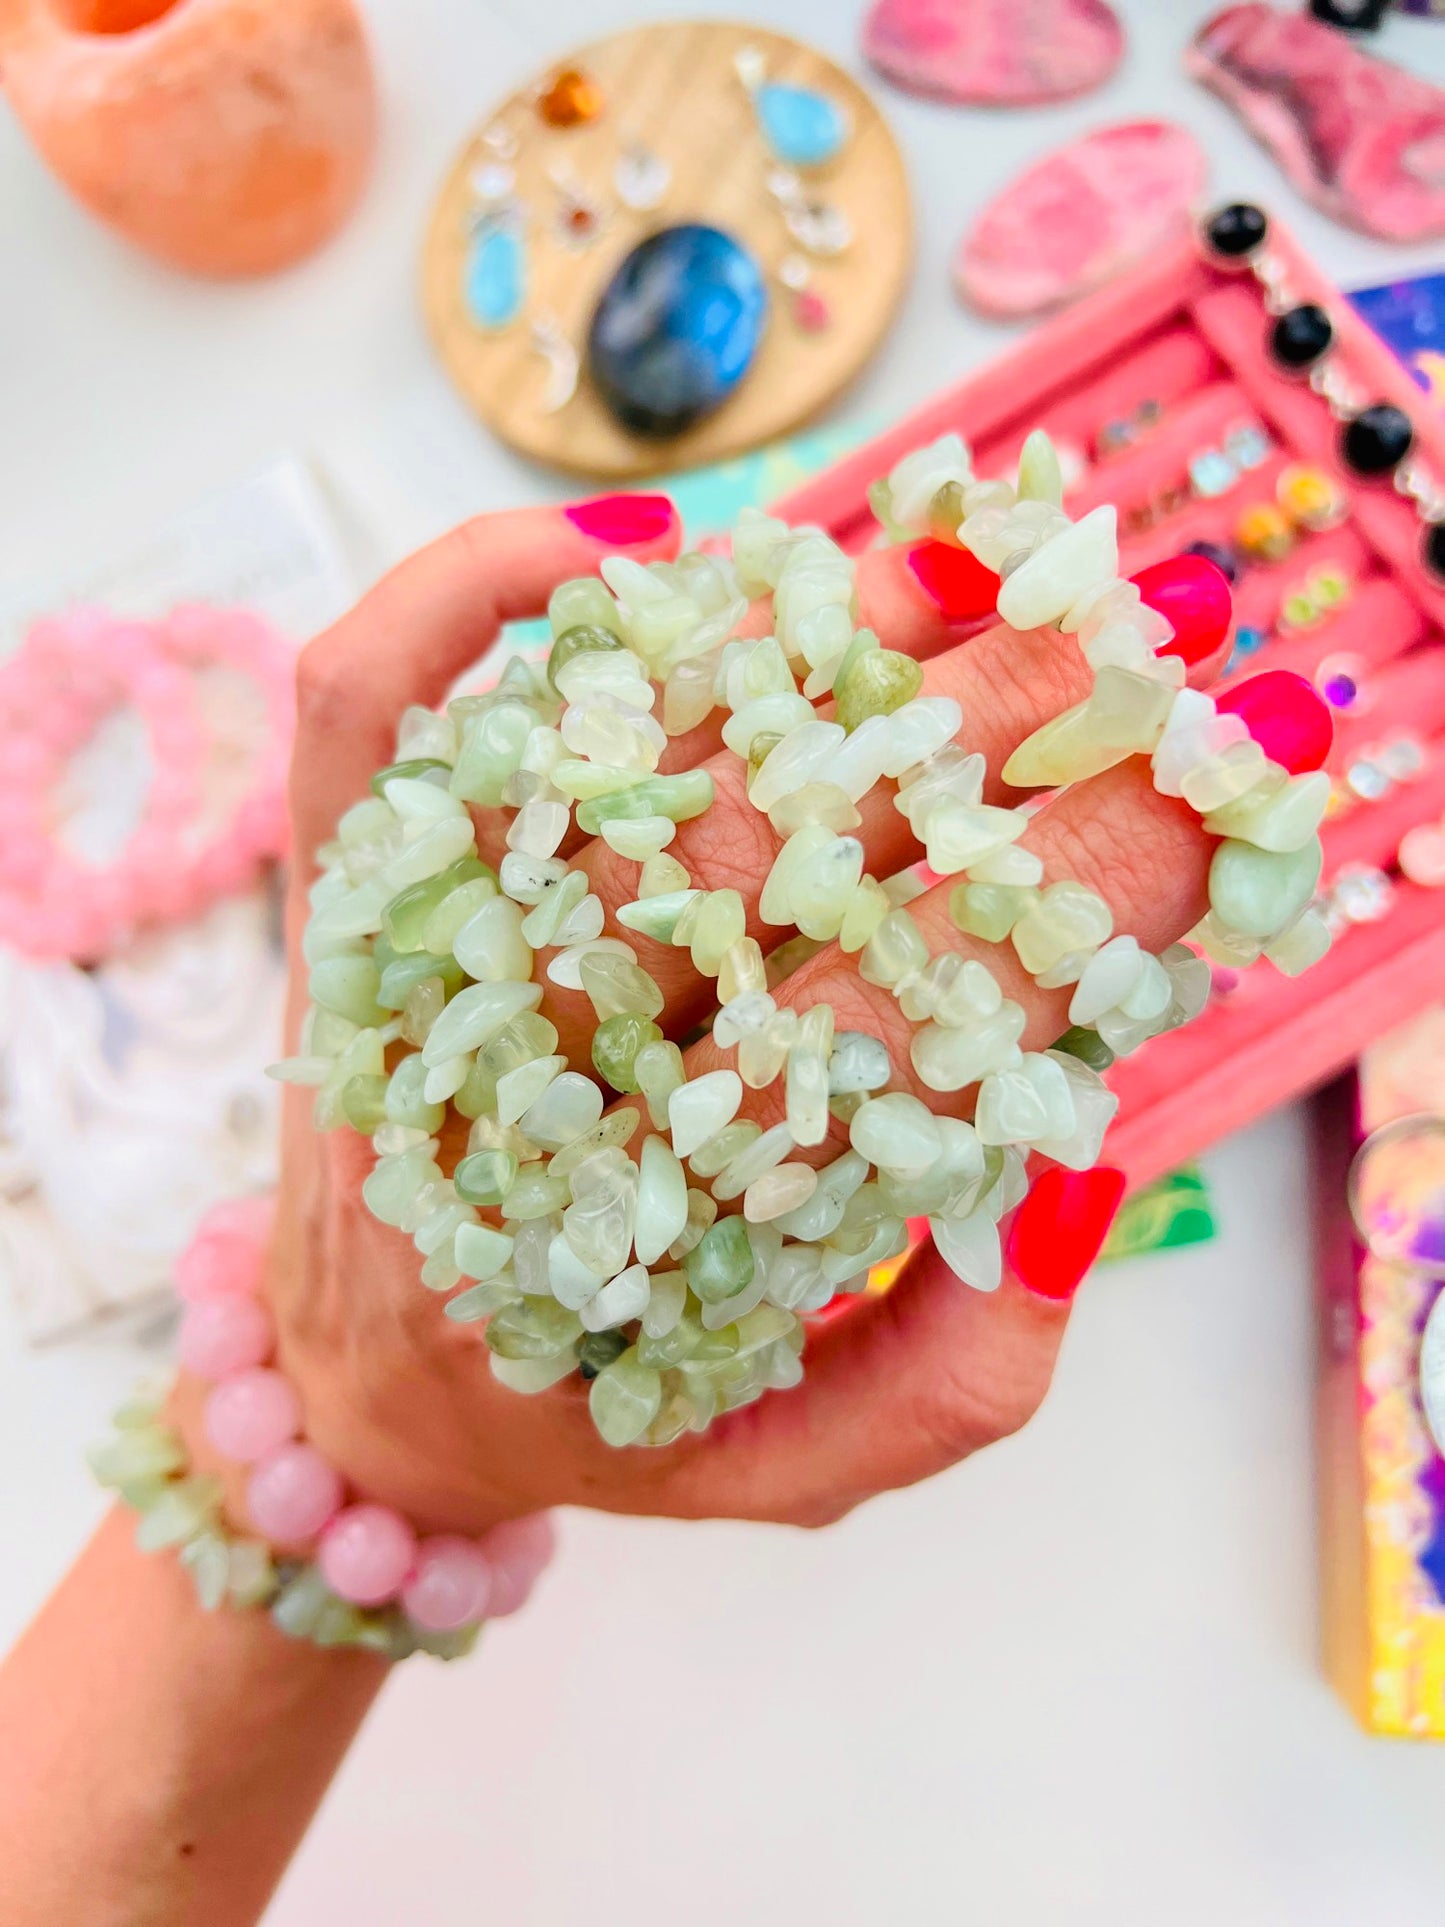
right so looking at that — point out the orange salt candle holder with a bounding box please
[0,0,377,277]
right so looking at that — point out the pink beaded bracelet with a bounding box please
[91,1196,554,1659]
[0,605,295,963]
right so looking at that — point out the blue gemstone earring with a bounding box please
[463,127,526,331]
[735,45,850,171]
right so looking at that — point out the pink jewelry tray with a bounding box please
[770,219,1445,1190]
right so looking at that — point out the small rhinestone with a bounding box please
[1331,864,1395,924]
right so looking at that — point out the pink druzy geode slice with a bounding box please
[862,0,1124,108]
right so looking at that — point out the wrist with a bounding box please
[93,1196,558,1661]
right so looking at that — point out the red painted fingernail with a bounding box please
[906,539,1000,622]
[565,493,675,545]
[1131,554,1233,667]
[1216,669,1333,774]
[1007,1167,1126,1301]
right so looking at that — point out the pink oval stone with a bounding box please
[175,1231,264,1303]
[481,1513,557,1618]
[1132,554,1234,667]
[402,1536,494,1632]
[204,1367,300,1464]
[1216,670,1334,774]
[864,0,1124,108]
[318,1504,417,1607]
[954,120,1206,318]
[177,1295,274,1381]
[247,1443,344,1545]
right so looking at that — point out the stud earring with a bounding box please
[1276,462,1349,533]
[1322,862,1396,933]
[1279,562,1353,632]
[1094,399,1163,461]
[1315,652,1370,713]
[1235,500,1297,564]
[1337,734,1428,808]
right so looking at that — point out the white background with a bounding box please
[5,1,1445,1921]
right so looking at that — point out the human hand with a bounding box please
[237,493,1229,1535]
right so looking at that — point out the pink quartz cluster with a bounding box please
[176,1196,555,1631]
[0,605,294,962]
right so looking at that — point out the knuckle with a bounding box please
[911,1341,1054,1463]
[980,628,1091,758]
[678,760,778,899]
[1043,779,1207,938]
[295,633,356,737]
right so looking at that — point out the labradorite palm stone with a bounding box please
[587,223,767,439]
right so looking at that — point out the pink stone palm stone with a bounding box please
[1189,4,1445,244]
[862,0,1124,108]
[955,121,1208,319]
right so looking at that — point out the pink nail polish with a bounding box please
[1132,554,1233,667]
[1007,1166,1126,1301]
[565,493,675,545]
[1216,669,1333,774]
[906,539,1000,622]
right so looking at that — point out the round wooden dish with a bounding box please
[421,19,912,478]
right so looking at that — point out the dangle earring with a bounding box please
[736,44,850,170]
[529,313,579,415]
[463,127,527,332]
[613,132,671,212]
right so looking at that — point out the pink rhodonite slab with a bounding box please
[862,0,1124,106]
[954,120,1209,319]
[1189,3,1445,244]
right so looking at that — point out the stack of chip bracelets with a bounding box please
[272,430,1333,1448]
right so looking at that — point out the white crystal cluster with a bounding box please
[276,436,1329,1448]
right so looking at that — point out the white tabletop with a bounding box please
[6,2,1445,1921]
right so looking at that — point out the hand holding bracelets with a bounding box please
[273,431,1333,1448]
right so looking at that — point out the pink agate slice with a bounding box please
[955,120,1208,319]
[1190,4,1445,244]
[862,0,1123,108]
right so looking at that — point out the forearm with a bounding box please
[0,1505,386,1927]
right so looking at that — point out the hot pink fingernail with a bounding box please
[1216,670,1333,774]
[906,540,1000,622]
[1007,1166,1126,1301]
[565,493,675,545]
